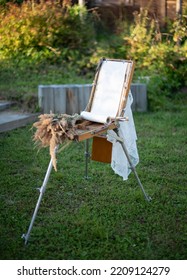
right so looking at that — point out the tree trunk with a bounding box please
[79,0,85,6]
[176,0,183,16]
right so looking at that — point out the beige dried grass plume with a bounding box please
[33,113,82,170]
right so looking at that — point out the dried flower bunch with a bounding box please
[33,113,83,170]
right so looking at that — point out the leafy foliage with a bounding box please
[0,1,96,64]
[123,10,187,110]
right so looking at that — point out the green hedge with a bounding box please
[123,10,187,110]
[0,1,96,64]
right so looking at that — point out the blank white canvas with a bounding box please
[90,60,128,118]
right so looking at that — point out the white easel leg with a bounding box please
[22,147,58,244]
[84,139,90,179]
[115,129,151,202]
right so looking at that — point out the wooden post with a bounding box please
[176,0,183,16]
[53,85,66,114]
[160,0,167,23]
[78,0,85,6]
[38,85,55,113]
[77,84,92,113]
[131,83,147,112]
[66,86,79,115]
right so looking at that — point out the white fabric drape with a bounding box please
[107,91,139,180]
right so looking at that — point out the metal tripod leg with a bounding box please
[22,146,58,244]
[115,129,151,202]
[84,139,90,179]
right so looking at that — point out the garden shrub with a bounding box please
[124,10,187,110]
[0,1,96,65]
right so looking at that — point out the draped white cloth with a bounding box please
[81,89,139,181]
[107,92,139,180]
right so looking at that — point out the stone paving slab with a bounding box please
[0,101,14,111]
[0,110,39,133]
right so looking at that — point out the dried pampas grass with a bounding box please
[33,113,82,170]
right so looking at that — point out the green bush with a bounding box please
[0,1,96,64]
[124,10,187,110]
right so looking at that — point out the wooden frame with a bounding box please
[76,58,135,142]
[86,58,135,116]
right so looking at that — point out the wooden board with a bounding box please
[91,136,112,163]
[76,121,116,142]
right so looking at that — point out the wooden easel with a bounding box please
[22,59,151,244]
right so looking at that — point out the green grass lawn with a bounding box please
[0,103,187,260]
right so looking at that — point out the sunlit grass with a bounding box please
[0,104,186,260]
